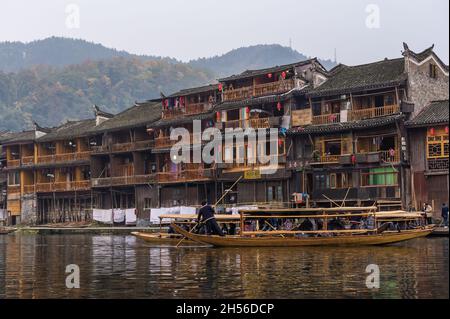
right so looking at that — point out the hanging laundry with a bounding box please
[125,208,137,225]
[113,209,125,223]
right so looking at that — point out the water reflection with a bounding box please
[0,234,448,299]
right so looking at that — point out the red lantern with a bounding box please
[245,106,250,114]
[430,127,435,136]
[218,83,223,92]
[445,126,449,134]
[278,139,283,146]
[351,154,356,165]
[267,73,273,79]
[277,102,282,111]
[216,111,221,122]
[281,71,286,79]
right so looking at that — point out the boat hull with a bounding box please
[131,232,205,246]
[171,224,434,247]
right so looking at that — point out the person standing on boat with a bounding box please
[197,201,224,236]
[441,203,449,228]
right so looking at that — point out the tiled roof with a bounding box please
[219,59,318,82]
[308,58,407,97]
[167,84,219,98]
[89,102,161,133]
[288,114,404,135]
[406,100,449,127]
[38,119,97,142]
[403,43,449,72]
[0,130,40,145]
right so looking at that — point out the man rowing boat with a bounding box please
[197,201,224,236]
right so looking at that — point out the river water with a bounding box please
[0,234,448,299]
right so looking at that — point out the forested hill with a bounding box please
[189,44,336,78]
[0,38,335,131]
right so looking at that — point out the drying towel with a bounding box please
[93,209,113,224]
[125,208,137,225]
[0,209,6,221]
[150,208,164,224]
[113,209,125,223]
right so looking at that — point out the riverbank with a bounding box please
[13,225,166,235]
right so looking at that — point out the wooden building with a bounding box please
[407,100,449,217]
[213,60,327,206]
[149,84,220,207]
[88,102,160,223]
[0,43,448,225]
[287,44,448,210]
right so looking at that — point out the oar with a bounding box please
[175,175,243,247]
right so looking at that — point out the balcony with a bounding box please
[91,174,155,187]
[154,134,201,149]
[162,108,184,119]
[348,104,399,121]
[156,168,215,183]
[37,151,91,165]
[35,180,91,193]
[312,113,340,125]
[185,103,211,116]
[222,79,295,102]
[222,87,252,102]
[224,117,279,129]
[23,185,35,194]
[21,156,35,166]
[312,154,341,164]
[220,154,286,171]
[111,140,153,153]
[253,79,295,97]
[7,159,20,168]
[7,185,20,194]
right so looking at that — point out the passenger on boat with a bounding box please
[197,201,224,236]
[442,203,449,227]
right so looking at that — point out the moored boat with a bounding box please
[171,223,434,247]
[170,207,435,247]
[131,231,204,245]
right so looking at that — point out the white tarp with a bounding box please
[93,209,113,224]
[0,209,6,221]
[113,209,125,223]
[180,206,197,215]
[226,206,259,214]
[150,208,164,224]
[125,208,137,225]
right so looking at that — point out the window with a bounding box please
[8,172,20,186]
[427,134,449,158]
[267,185,283,202]
[429,64,438,79]
[315,174,329,189]
[360,168,398,187]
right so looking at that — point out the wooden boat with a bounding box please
[0,227,16,235]
[131,231,206,246]
[170,224,434,247]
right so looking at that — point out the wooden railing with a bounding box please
[253,79,295,97]
[37,151,90,164]
[348,104,399,121]
[224,117,276,129]
[91,174,155,187]
[35,180,91,193]
[222,154,286,170]
[185,103,211,115]
[313,154,341,163]
[7,159,20,167]
[379,150,400,163]
[156,168,214,183]
[162,108,184,119]
[222,79,295,102]
[312,113,340,125]
[222,86,253,102]
[21,156,35,165]
[23,185,35,194]
[154,134,201,149]
[7,185,20,194]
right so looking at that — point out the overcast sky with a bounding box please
[0,0,448,65]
